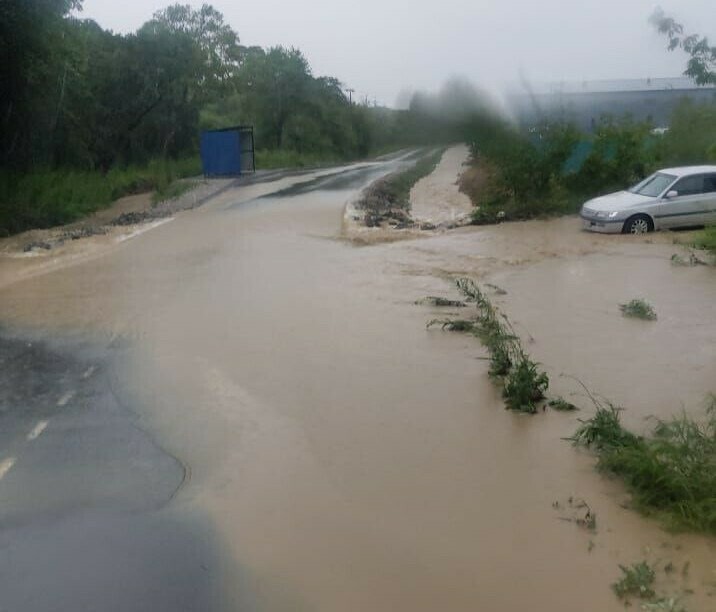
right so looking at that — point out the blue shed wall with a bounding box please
[200,130,242,176]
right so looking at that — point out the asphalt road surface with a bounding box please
[0,157,412,612]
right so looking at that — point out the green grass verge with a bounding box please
[692,225,716,258]
[0,157,201,236]
[571,396,716,535]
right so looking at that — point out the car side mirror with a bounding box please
[665,190,678,199]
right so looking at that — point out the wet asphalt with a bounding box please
[0,333,231,611]
[0,152,421,611]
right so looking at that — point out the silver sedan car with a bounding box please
[580,165,716,234]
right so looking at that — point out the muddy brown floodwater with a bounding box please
[0,160,714,611]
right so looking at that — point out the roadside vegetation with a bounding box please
[0,2,424,236]
[620,299,658,321]
[570,395,716,535]
[424,279,715,536]
[612,560,657,602]
[0,158,200,235]
[610,559,692,610]
[426,278,549,414]
[4,5,714,236]
[457,99,716,226]
[692,226,716,259]
[442,12,715,226]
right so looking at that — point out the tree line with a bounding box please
[0,1,416,174]
[1,3,713,236]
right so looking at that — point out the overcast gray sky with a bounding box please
[79,1,714,107]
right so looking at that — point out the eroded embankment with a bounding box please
[342,144,472,244]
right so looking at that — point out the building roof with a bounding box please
[511,77,715,96]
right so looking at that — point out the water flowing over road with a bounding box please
[1,156,714,611]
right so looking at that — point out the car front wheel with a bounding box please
[623,215,652,235]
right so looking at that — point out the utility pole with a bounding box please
[346,88,355,105]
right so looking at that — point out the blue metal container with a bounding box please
[200,126,255,176]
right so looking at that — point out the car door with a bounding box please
[702,173,716,226]
[654,174,709,228]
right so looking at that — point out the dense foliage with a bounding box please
[0,2,420,233]
[2,4,715,235]
[456,11,716,224]
[651,8,716,86]
[0,1,397,173]
[457,101,716,224]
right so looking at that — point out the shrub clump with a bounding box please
[428,278,549,414]
[620,299,657,321]
[612,561,657,602]
[571,396,716,534]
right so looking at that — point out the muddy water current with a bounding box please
[0,161,714,610]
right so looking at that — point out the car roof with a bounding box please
[658,165,716,178]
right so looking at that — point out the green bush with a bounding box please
[462,101,716,225]
[571,397,716,534]
[567,118,656,197]
[503,353,549,412]
[620,299,658,321]
[612,561,657,601]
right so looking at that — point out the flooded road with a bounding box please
[0,158,714,610]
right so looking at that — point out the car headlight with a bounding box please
[608,211,620,219]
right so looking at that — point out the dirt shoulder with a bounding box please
[409,144,473,225]
[0,162,379,290]
[0,179,238,290]
[343,144,474,244]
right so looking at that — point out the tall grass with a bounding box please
[571,395,716,534]
[692,225,716,258]
[428,278,549,413]
[0,157,201,235]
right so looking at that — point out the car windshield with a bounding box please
[629,172,676,197]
